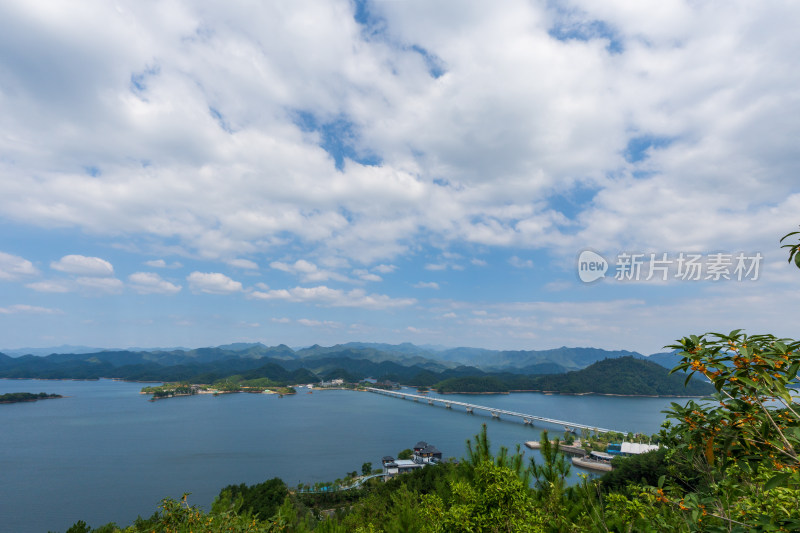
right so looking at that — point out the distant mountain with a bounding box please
[0,345,110,357]
[0,342,689,393]
[645,351,683,370]
[438,346,644,371]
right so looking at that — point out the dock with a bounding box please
[366,387,619,434]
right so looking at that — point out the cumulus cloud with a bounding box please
[249,285,415,309]
[373,264,397,274]
[227,258,259,270]
[352,269,382,282]
[270,259,346,282]
[128,272,182,294]
[145,259,182,268]
[0,252,39,281]
[413,281,440,289]
[0,1,795,266]
[187,272,243,294]
[51,255,114,276]
[76,276,124,294]
[26,280,72,293]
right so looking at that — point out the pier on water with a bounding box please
[365,387,618,434]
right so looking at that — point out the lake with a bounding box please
[0,379,688,533]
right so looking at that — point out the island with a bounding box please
[0,392,63,404]
[141,380,297,400]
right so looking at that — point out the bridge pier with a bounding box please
[445,403,451,409]
[491,411,500,419]
[523,418,533,426]
[466,407,473,414]
[428,399,434,405]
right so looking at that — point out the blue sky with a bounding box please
[1,0,799,354]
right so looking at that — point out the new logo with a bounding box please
[577,250,608,283]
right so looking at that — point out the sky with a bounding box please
[1,0,799,355]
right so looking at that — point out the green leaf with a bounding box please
[764,473,792,491]
[657,475,665,489]
[787,362,800,380]
[736,376,758,388]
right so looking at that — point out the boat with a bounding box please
[571,451,614,472]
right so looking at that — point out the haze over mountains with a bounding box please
[0,341,682,373]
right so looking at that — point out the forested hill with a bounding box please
[530,356,713,396]
[433,356,713,396]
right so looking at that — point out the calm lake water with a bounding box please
[0,379,689,533]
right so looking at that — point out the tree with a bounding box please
[397,448,413,460]
[361,462,372,476]
[654,228,800,530]
[780,225,800,269]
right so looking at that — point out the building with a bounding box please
[606,442,659,456]
[381,441,443,478]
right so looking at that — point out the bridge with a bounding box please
[365,387,618,434]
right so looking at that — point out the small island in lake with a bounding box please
[0,392,63,404]
[141,380,297,400]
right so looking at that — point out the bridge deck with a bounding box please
[366,387,617,433]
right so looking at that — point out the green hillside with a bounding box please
[531,356,713,396]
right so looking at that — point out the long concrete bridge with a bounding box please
[365,387,618,434]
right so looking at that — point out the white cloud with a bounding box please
[509,256,534,268]
[51,255,114,276]
[128,272,182,294]
[424,263,448,271]
[297,318,342,328]
[352,269,382,282]
[374,264,397,274]
[0,1,794,268]
[187,272,243,294]
[0,304,62,315]
[413,281,440,289]
[0,252,39,281]
[26,280,72,293]
[269,259,346,282]
[471,258,487,267]
[249,285,415,309]
[145,259,183,268]
[76,276,124,294]
[227,258,259,270]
